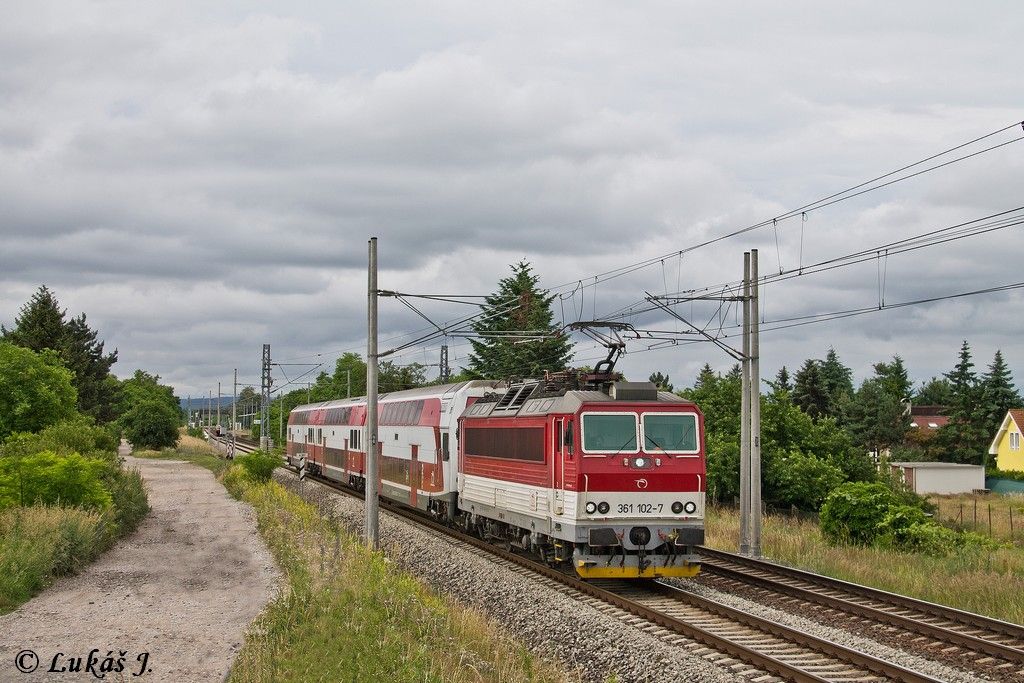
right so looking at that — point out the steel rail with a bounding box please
[280,466,941,683]
[696,551,1024,666]
[698,546,1024,645]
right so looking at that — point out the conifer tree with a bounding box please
[981,349,1022,440]
[937,340,987,464]
[770,365,793,393]
[793,359,829,420]
[914,377,952,406]
[2,286,119,422]
[467,262,572,379]
[873,355,912,404]
[648,371,673,392]
[819,348,854,420]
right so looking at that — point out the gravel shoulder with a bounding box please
[0,444,280,682]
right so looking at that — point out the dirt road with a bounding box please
[0,445,279,682]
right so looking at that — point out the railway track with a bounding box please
[695,546,1024,678]
[279,465,950,683]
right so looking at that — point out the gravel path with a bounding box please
[0,444,280,682]
[277,472,738,683]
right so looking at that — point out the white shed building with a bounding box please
[889,462,986,495]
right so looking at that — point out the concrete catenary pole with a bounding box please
[232,369,237,432]
[739,252,751,555]
[366,236,380,549]
[217,382,221,431]
[750,249,763,557]
[208,390,212,428]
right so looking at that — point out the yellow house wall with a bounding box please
[996,419,1024,472]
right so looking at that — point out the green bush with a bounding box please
[108,468,149,534]
[768,449,845,510]
[875,504,930,548]
[0,451,113,510]
[819,482,897,545]
[122,399,179,450]
[238,450,279,484]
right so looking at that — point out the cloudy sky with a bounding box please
[2,1,1022,400]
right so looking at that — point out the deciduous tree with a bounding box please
[0,343,78,439]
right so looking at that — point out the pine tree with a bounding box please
[648,371,673,392]
[914,377,952,406]
[846,378,910,454]
[938,340,987,464]
[819,348,854,420]
[793,359,829,420]
[467,262,572,379]
[773,366,793,393]
[981,350,1022,440]
[873,355,912,404]
[2,286,119,422]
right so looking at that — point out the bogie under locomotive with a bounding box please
[286,375,706,579]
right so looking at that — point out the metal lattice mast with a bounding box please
[439,343,450,383]
[261,343,272,451]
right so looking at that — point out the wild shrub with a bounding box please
[0,451,112,510]
[121,399,179,450]
[108,468,149,534]
[875,505,929,548]
[237,450,279,484]
[819,482,896,545]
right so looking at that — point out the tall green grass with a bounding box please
[223,467,565,683]
[0,506,105,612]
[706,506,1024,625]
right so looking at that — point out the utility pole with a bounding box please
[217,382,221,431]
[750,249,762,557]
[440,343,450,383]
[261,344,272,451]
[208,390,212,428]
[232,369,237,432]
[187,396,191,427]
[279,392,284,443]
[739,252,751,555]
[366,236,380,549]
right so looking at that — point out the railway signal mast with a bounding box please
[261,344,272,451]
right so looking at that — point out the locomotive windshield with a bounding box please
[642,413,698,453]
[581,413,638,453]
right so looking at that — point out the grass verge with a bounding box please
[132,432,229,476]
[222,467,566,683]
[706,506,1024,625]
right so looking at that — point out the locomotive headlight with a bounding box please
[585,501,597,514]
[683,501,698,514]
[671,501,684,514]
[634,457,646,468]
[597,501,610,514]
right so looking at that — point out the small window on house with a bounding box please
[1012,432,1021,450]
[927,422,939,429]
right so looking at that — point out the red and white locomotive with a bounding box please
[286,371,705,579]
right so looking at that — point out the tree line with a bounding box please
[0,286,181,448]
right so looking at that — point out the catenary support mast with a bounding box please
[366,237,380,549]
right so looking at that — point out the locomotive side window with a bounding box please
[441,432,450,462]
[642,413,699,454]
[581,413,638,454]
[464,427,544,462]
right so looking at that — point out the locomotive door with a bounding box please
[552,418,565,515]
[410,444,419,508]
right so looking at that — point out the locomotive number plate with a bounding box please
[617,503,663,515]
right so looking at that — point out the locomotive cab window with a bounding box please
[581,413,638,454]
[642,413,699,454]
